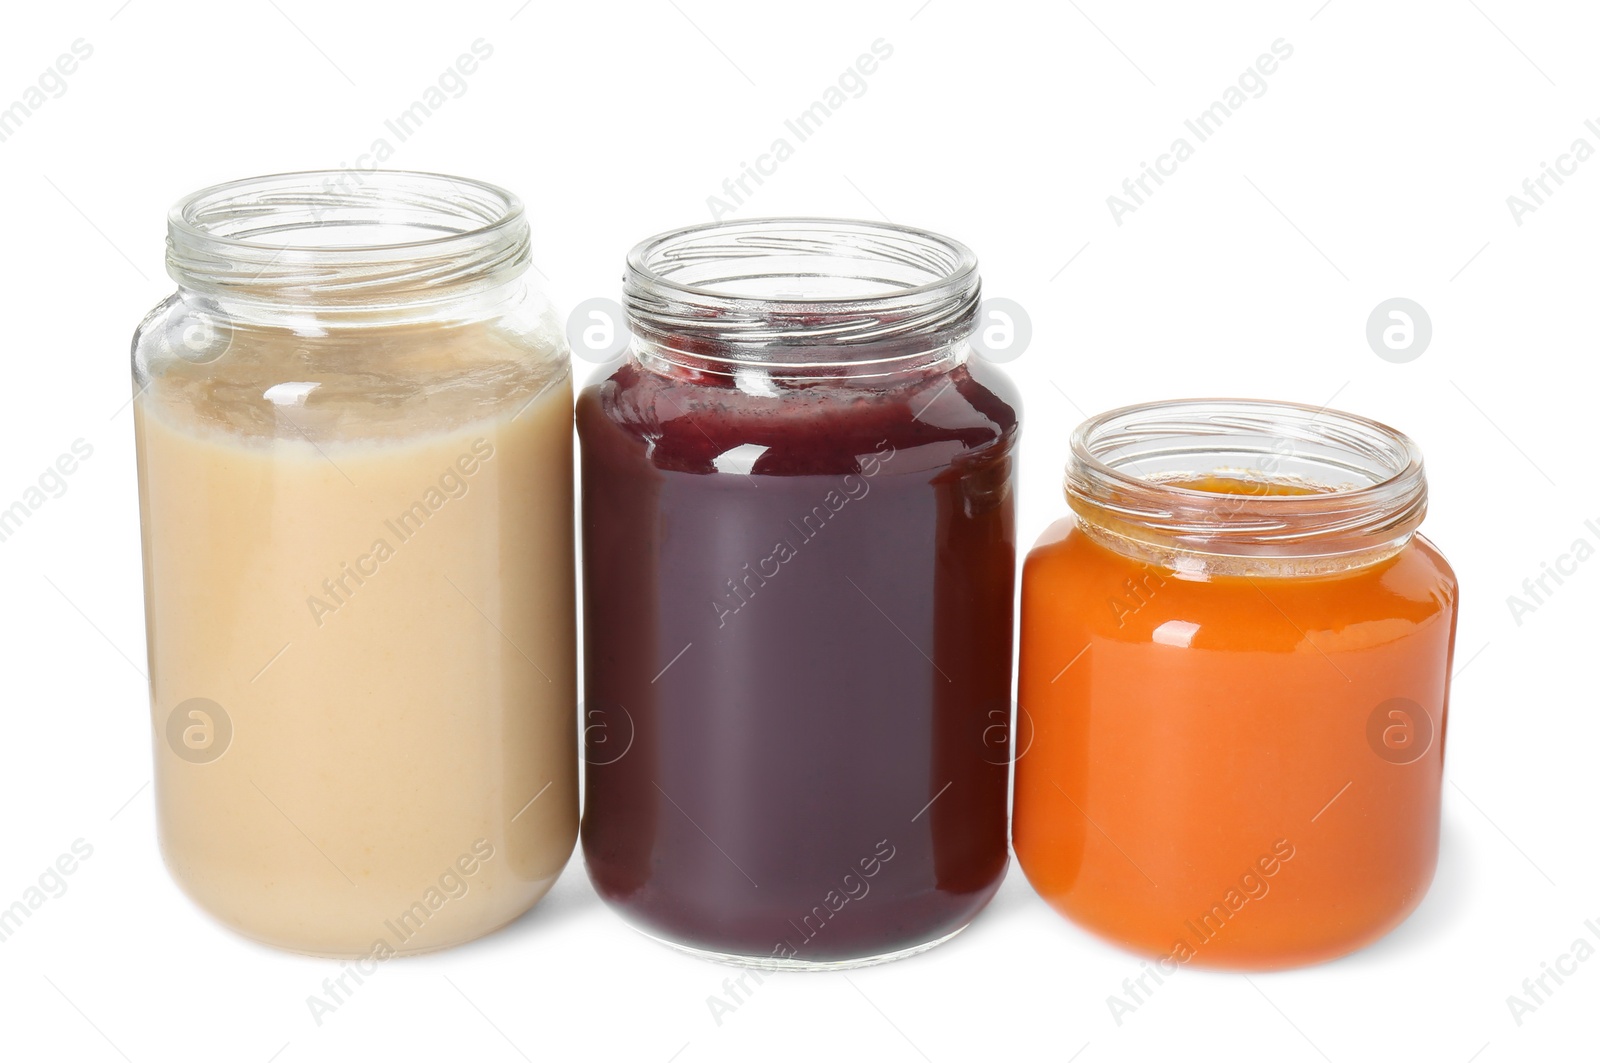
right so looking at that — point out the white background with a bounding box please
[0,1,1593,1060]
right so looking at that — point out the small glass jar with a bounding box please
[578,218,1020,968]
[1014,399,1458,969]
[133,171,577,956]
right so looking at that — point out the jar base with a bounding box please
[632,923,969,971]
[163,859,564,960]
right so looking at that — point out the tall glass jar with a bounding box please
[578,218,1020,968]
[133,171,577,957]
[1014,399,1459,969]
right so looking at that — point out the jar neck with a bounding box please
[173,276,531,332]
[622,217,980,382]
[1067,399,1429,577]
[629,333,971,383]
[165,169,531,329]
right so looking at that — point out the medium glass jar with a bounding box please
[1014,399,1458,969]
[133,171,577,956]
[578,218,1020,968]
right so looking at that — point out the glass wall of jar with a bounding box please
[133,171,577,956]
[578,218,1020,968]
[1014,399,1458,969]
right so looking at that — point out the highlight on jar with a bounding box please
[1013,399,1458,970]
[577,218,1021,969]
[132,171,578,956]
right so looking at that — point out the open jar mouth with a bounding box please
[1067,398,1429,561]
[166,170,530,305]
[622,217,981,373]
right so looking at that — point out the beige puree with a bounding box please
[136,320,576,956]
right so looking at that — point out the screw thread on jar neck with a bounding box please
[1066,398,1429,574]
[621,217,981,380]
[165,170,532,325]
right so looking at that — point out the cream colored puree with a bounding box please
[136,319,576,956]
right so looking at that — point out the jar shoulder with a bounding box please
[133,292,571,442]
[578,355,1020,477]
[1023,522,1457,648]
[134,292,566,377]
[1410,532,1459,606]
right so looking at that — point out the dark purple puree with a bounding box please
[578,354,1019,962]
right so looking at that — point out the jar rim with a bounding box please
[621,217,982,366]
[626,216,979,305]
[166,169,530,305]
[169,169,525,251]
[1067,398,1429,560]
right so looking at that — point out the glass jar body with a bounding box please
[578,348,1020,968]
[1015,512,1458,969]
[134,274,577,956]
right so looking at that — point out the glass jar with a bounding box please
[1014,399,1458,969]
[578,218,1020,968]
[133,170,577,956]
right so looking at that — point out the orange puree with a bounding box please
[1152,473,1329,496]
[1014,472,1458,969]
